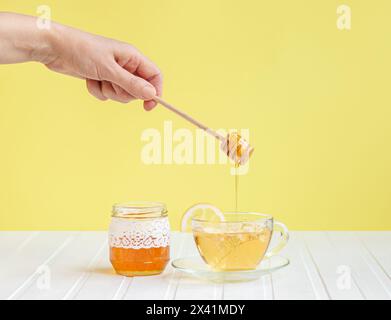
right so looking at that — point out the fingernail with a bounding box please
[141,85,156,99]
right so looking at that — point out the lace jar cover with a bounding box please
[109,217,170,249]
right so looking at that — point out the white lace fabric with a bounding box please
[109,217,170,249]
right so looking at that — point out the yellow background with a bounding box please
[0,1,390,230]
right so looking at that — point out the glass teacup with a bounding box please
[192,212,289,271]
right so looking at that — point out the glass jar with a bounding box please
[109,201,170,276]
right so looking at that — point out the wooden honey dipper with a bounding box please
[153,96,254,165]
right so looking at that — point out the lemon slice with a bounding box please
[181,203,225,232]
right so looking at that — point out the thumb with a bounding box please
[108,64,156,100]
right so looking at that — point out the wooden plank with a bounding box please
[223,272,274,300]
[327,232,390,300]
[0,232,39,261]
[0,231,388,300]
[357,232,391,277]
[75,232,191,300]
[223,232,279,300]
[301,232,364,300]
[172,234,223,300]
[0,232,74,300]
[223,232,328,300]
[223,278,266,300]
[14,232,106,300]
[355,232,391,298]
[112,277,133,300]
[122,232,186,300]
[298,235,330,300]
[272,232,324,300]
[74,241,127,300]
[63,240,108,300]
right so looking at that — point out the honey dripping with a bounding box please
[235,163,239,213]
[226,132,253,213]
[152,97,252,213]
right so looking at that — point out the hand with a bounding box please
[0,13,162,110]
[47,25,162,110]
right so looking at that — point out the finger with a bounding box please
[144,100,156,111]
[101,81,134,104]
[86,79,107,101]
[117,47,163,94]
[106,63,156,100]
[115,47,163,107]
[136,56,163,111]
[133,53,163,96]
[143,73,163,111]
[111,83,136,102]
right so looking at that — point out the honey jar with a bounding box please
[109,202,170,276]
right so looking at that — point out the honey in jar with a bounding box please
[109,202,170,276]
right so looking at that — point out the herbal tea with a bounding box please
[193,229,272,271]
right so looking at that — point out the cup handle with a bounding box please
[265,221,289,258]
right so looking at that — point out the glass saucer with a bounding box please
[171,255,289,283]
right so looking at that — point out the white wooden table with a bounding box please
[0,231,390,300]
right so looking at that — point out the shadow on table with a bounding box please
[90,268,117,276]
